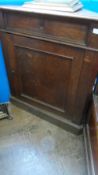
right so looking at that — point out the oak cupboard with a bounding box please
[0,6,98,133]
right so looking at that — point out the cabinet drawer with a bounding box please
[5,12,88,45]
[0,12,4,28]
[88,24,98,49]
[43,18,88,45]
[5,12,40,33]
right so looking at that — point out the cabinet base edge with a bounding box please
[11,96,83,135]
[83,125,95,175]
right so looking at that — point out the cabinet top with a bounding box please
[0,5,98,22]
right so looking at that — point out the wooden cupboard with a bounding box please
[0,7,98,133]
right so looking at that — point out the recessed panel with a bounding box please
[15,46,72,111]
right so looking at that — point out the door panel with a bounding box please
[3,34,84,121]
[15,46,71,111]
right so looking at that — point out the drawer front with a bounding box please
[0,12,4,28]
[88,23,98,49]
[43,18,88,45]
[5,12,40,33]
[4,12,88,45]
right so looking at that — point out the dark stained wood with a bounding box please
[88,23,98,49]
[13,35,83,57]
[4,12,40,32]
[88,96,98,175]
[3,34,84,122]
[0,8,98,132]
[74,51,98,124]
[95,84,98,95]
[39,18,88,45]
[4,12,88,45]
[0,11,4,28]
